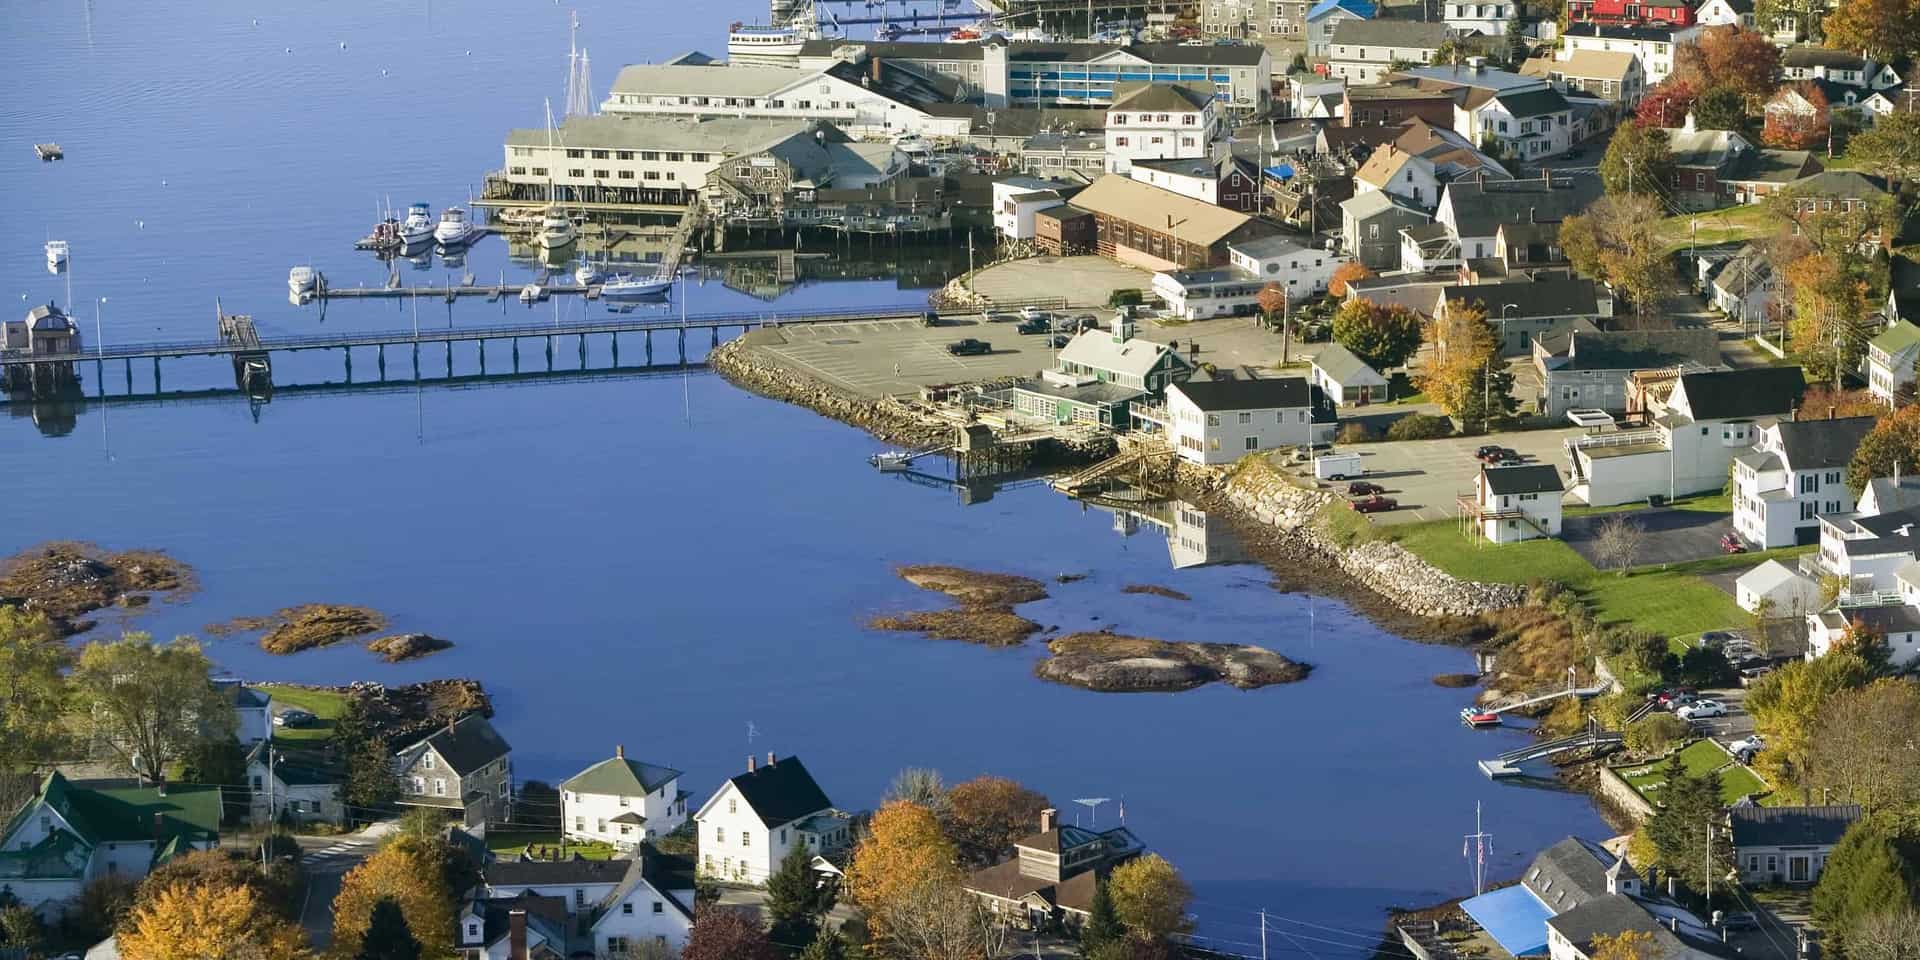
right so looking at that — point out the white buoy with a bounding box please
[381,68,388,76]
[252,17,259,25]
[160,179,167,186]
[339,41,347,49]
[285,46,292,53]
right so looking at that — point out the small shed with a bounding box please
[1309,343,1389,406]
[1735,559,1822,615]
[1033,204,1094,256]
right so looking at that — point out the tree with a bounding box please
[1558,195,1673,327]
[0,608,71,810]
[1783,251,1875,386]
[1811,680,1920,813]
[1764,83,1831,149]
[1625,713,1689,756]
[682,905,779,960]
[1635,81,1700,129]
[881,767,948,814]
[1082,879,1126,953]
[1332,300,1423,372]
[798,928,859,960]
[330,836,455,960]
[1692,85,1751,134]
[1824,0,1920,62]
[139,849,297,918]
[65,874,139,943]
[1418,300,1512,423]
[1850,405,1920,495]
[1847,906,1920,960]
[1328,261,1374,298]
[875,875,1006,960]
[1846,112,1920,188]
[71,633,235,785]
[1592,515,1646,574]
[845,801,961,946]
[767,840,836,946]
[1257,282,1293,363]
[355,898,421,960]
[1107,854,1193,943]
[343,737,401,821]
[1601,122,1676,199]
[1814,812,1920,956]
[1677,26,1782,98]
[1746,653,1873,792]
[0,904,42,952]
[1644,754,1732,893]
[944,775,1049,866]
[1834,616,1893,669]
[180,735,249,823]
[1769,178,1900,257]
[1590,930,1656,960]
[118,881,310,960]
[1800,385,1886,421]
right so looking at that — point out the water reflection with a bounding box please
[1087,490,1250,569]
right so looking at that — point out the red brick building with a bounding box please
[1565,0,1695,27]
[1342,85,1456,128]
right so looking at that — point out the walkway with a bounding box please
[297,820,398,947]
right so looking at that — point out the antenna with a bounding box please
[746,720,760,747]
[1463,802,1494,896]
[1073,797,1110,827]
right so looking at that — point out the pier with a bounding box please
[3,304,932,394]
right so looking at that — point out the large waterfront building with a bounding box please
[494,115,832,208]
[598,63,970,139]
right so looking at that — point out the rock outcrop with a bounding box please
[1035,631,1310,692]
[367,633,453,662]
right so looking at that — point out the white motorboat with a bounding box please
[433,207,477,246]
[574,262,603,286]
[727,22,808,66]
[398,202,435,246]
[599,271,672,299]
[535,207,576,250]
[288,265,317,301]
[871,451,913,472]
[519,283,546,303]
[44,239,68,273]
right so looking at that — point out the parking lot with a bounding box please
[1281,427,1586,524]
[1563,508,1736,568]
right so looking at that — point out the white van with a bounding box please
[1313,452,1364,481]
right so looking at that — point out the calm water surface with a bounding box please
[1,0,1606,948]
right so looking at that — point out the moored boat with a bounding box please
[1461,708,1502,729]
[398,203,435,246]
[599,270,672,299]
[44,239,69,273]
[433,207,477,246]
[535,207,576,250]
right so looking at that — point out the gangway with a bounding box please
[1478,719,1623,778]
[1051,445,1167,493]
[1460,669,1609,723]
[870,444,951,471]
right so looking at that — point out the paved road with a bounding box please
[297,821,397,948]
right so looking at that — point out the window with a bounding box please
[597,819,607,831]
[653,901,665,914]
[742,832,751,847]
[432,778,446,797]
[574,816,585,830]
[575,889,587,907]
[1115,136,1129,146]
[411,776,425,794]
[1238,412,1252,424]
[591,149,609,159]
[531,167,547,176]
[716,827,726,843]
[569,168,586,178]
[642,151,660,161]
[666,152,684,161]
[616,150,634,160]
[622,903,634,915]
[728,799,737,814]
[422,754,435,770]
[1245,436,1259,450]
[1206,414,1220,427]
[618,170,634,180]
[593,169,610,179]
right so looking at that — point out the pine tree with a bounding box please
[766,842,835,946]
[1081,878,1125,952]
[798,928,851,960]
[1645,756,1730,896]
[356,897,423,960]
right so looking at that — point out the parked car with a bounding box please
[1698,631,1742,651]
[1654,686,1697,705]
[1072,313,1099,330]
[1719,913,1759,932]
[1720,532,1747,554]
[274,709,316,728]
[1350,494,1398,513]
[1728,735,1765,762]
[1474,444,1515,462]
[985,311,1018,323]
[1677,699,1728,720]
[1348,480,1385,496]
[1050,334,1072,348]
[946,338,990,356]
[1020,306,1050,322]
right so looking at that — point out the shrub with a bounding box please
[1386,414,1453,441]
[1336,422,1378,444]
[1625,713,1690,755]
[1107,289,1144,308]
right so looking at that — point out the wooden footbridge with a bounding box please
[3,303,931,393]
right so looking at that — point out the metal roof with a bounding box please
[1069,174,1254,247]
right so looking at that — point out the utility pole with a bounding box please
[263,744,275,864]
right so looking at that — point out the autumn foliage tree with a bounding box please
[943,775,1049,866]
[1746,652,1873,793]
[329,836,455,960]
[682,906,779,960]
[1763,83,1831,149]
[1601,122,1676,199]
[1675,26,1783,98]
[1782,251,1875,385]
[1849,404,1920,494]
[1847,112,1920,188]
[1811,679,1920,814]
[1328,261,1374,297]
[1418,300,1515,424]
[1823,0,1920,62]
[845,801,962,946]
[1635,81,1700,128]
[1107,855,1194,944]
[1257,282,1294,362]
[1331,300,1423,372]
[1559,194,1673,326]
[118,881,310,960]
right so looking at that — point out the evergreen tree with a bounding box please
[766,841,835,946]
[356,897,422,960]
[1813,813,1920,957]
[798,928,854,960]
[1645,756,1730,896]
[1081,878,1125,952]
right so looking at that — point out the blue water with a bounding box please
[1,0,1607,949]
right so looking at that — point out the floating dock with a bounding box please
[33,143,63,161]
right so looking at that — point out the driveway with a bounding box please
[1561,508,1733,568]
[1281,426,1586,524]
[297,820,397,948]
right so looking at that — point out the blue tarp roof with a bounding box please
[1461,884,1553,957]
[1307,0,1376,20]
[1265,163,1295,181]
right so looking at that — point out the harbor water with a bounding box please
[1,0,1606,948]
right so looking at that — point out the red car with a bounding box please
[1350,495,1398,513]
[1720,532,1747,554]
[1348,480,1385,496]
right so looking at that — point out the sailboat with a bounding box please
[535,99,577,251]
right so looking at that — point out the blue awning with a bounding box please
[1460,884,1553,957]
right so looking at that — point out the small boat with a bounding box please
[45,239,69,272]
[398,202,435,246]
[728,22,809,65]
[948,26,981,41]
[574,262,603,286]
[288,265,317,302]
[519,283,546,303]
[433,206,477,246]
[1461,708,1502,729]
[535,207,576,250]
[876,22,903,41]
[871,451,913,472]
[354,218,403,252]
[497,206,545,228]
[599,271,672,299]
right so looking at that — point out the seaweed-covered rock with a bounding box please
[1035,632,1310,692]
[253,605,388,654]
[896,565,1048,606]
[367,633,453,662]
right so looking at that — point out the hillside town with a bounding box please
[11,0,1920,958]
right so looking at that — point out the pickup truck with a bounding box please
[946,338,991,356]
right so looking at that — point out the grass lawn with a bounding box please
[485,829,618,861]
[1616,739,1770,805]
[1392,520,1594,584]
[1657,204,1776,254]
[257,685,349,744]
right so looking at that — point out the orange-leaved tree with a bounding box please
[845,800,962,945]
[118,881,309,960]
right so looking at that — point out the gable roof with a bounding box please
[1069,175,1254,247]
[1523,837,1629,910]
[1546,895,1739,960]
[1771,416,1877,472]
[1308,0,1376,20]
[484,856,633,888]
[1330,19,1450,49]
[596,856,695,925]
[1522,49,1639,83]
[1442,176,1604,237]
[1341,187,1430,221]
[1728,805,1862,849]
[561,753,683,798]
[4,773,221,850]
[397,714,512,777]
[718,756,833,828]
[1058,329,1187,379]
[1440,277,1606,320]
[1872,320,1920,358]
[1491,87,1572,119]
[1552,329,1722,372]
[1725,148,1820,185]
[1783,47,1868,71]
[1791,170,1889,199]
[1109,82,1214,113]
[1672,367,1806,421]
[1311,343,1386,384]
[1663,127,1749,168]
[1172,377,1312,412]
[1483,463,1566,495]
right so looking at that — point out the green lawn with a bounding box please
[1392,520,1593,584]
[257,685,348,744]
[485,829,618,861]
[1658,204,1777,254]
[1616,739,1770,805]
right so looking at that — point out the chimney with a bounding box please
[767,751,776,767]
[616,744,624,760]
[1040,808,1057,832]
[1829,405,1836,419]
[747,755,756,773]
[508,910,528,960]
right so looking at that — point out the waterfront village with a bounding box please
[12,0,1920,958]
